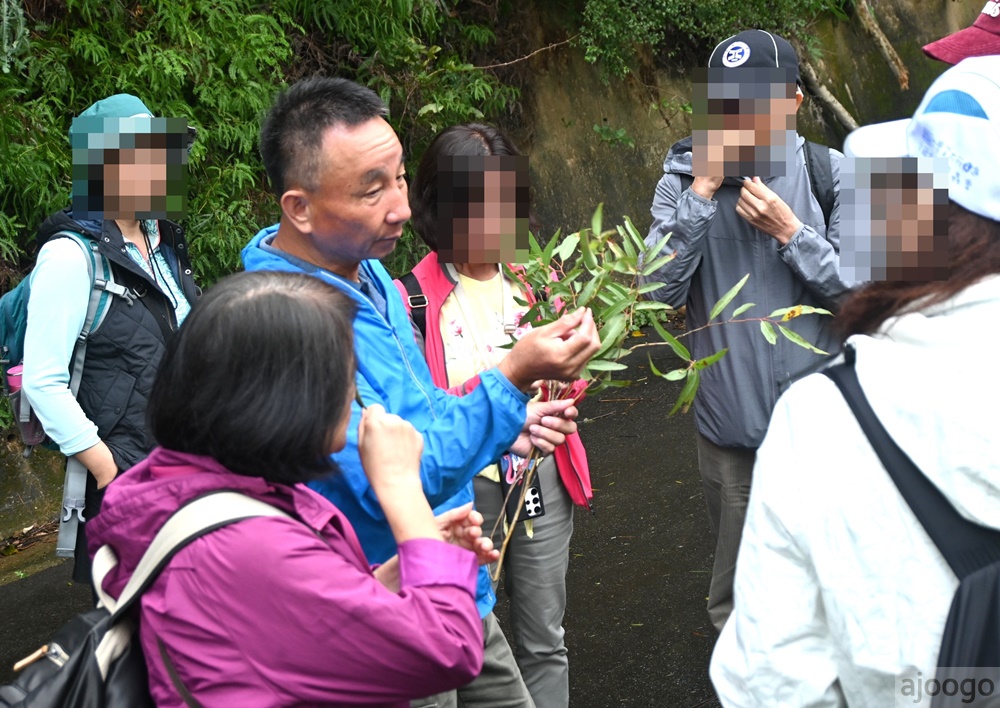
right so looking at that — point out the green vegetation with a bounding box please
[0,0,518,285]
[578,0,850,79]
[1,0,854,286]
[0,0,856,433]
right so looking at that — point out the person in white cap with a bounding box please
[710,56,1000,706]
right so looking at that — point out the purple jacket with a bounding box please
[87,447,484,707]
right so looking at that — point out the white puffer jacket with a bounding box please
[710,275,1000,707]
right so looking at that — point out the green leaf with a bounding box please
[623,215,645,252]
[606,240,625,261]
[709,274,749,321]
[637,281,666,295]
[731,302,756,317]
[596,313,627,357]
[634,301,671,311]
[648,355,687,382]
[777,325,829,355]
[650,316,691,361]
[528,230,541,254]
[597,298,633,323]
[642,230,672,265]
[619,224,637,260]
[586,359,628,372]
[591,202,604,239]
[669,370,700,416]
[579,227,598,271]
[417,102,442,116]
[577,273,603,309]
[553,232,580,262]
[542,227,562,265]
[760,320,777,345]
[640,252,676,277]
[694,348,728,370]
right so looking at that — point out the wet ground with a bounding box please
[0,341,721,707]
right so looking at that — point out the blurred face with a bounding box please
[436,155,530,264]
[293,118,410,279]
[692,67,801,177]
[872,183,946,280]
[839,157,950,282]
[103,147,169,219]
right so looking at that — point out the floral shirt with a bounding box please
[439,269,530,482]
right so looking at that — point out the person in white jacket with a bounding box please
[710,55,1000,707]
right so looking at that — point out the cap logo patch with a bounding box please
[722,41,751,67]
[984,1,1000,18]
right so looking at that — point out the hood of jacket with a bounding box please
[851,274,1000,530]
[87,446,339,599]
[35,209,102,252]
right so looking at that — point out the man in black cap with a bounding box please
[640,29,856,632]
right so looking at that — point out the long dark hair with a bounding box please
[148,270,356,484]
[838,202,1000,338]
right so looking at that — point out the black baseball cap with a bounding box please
[708,30,801,85]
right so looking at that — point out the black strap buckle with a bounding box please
[407,294,428,309]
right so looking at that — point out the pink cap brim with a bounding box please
[923,25,1000,65]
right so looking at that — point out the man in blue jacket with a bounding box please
[243,76,599,708]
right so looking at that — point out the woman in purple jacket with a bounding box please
[87,270,496,707]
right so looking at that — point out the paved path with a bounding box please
[0,344,721,707]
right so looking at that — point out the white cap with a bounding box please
[843,55,1000,223]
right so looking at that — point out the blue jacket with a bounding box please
[242,226,530,616]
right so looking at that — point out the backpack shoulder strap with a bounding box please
[678,173,694,194]
[93,491,291,620]
[399,271,428,341]
[804,141,835,230]
[823,352,1000,579]
[51,231,135,397]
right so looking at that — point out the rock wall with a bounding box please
[517,0,983,238]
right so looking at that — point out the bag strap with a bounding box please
[93,491,291,620]
[803,141,835,230]
[399,271,428,341]
[823,352,1000,579]
[158,638,204,708]
[49,231,135,555]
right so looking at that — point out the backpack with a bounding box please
[0,491,290,708]
[824,351,1000,708]
[1,230,131,455]
[677,139,836,230]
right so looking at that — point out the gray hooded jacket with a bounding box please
[640,135,856,448]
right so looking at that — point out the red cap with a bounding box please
[923,2,1000,65]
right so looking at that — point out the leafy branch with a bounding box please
[507,204,833,411]
[490,205,832,575]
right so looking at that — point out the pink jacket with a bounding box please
[87,447,484,707]
[394,252,593,509]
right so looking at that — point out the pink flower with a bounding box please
[449,320,463,338]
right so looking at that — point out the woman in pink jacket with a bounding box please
[87,270,496,707]
[396,123,591,708]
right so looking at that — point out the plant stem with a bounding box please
[490,447,542,583]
